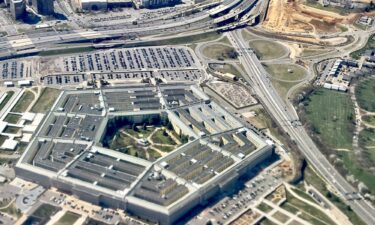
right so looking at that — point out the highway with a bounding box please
[227,29,375,225]
[0,0,261,60]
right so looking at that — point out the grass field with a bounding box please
[242,30,258,41]
[355,78,375,112]
[272,211,290,223]
[125,126,155,138]
[291,188,316,204]
[303,89,354,149]
[338,151,375,192]
[0,202,21,218]
[359,128,375,154]
[134,32,222,47]
[257,202,273,213]
[109,132,135,150]
[281,190,336,225]
[4,114,22,124]
[357,128,375,183]
[202,44,238,61]
[109,128,163,161]
[39,46,96,57]
[54,211,80,225]
[270,80,297,100]
[4,126,21,134]
[155,145,175,152]
[350,34,375,59]
[303,165,367,225]
[0,91,15,111]
[264,63,307,100]
[151,129,176,145]
[362,115,375,126]
[31,88,62,113]
[12,91,35,113]
[0,135,7,146]
[210,63,242,77]
[264,64,307,81]
[301,48,332,57]
[249,40,287,60]
[258,218,278,225]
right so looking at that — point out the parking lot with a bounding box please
[40,46,205,86]
[0,60,33,81]
[188,165,283,225]
[41,47,199,74]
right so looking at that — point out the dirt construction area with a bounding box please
[263,0,357,34]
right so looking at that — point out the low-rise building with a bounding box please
[15,84,274,225]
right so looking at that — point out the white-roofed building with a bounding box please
[22,112,36,122]
[1,139,18,150]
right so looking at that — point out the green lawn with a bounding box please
[285,192,331,223]
[3,126,21,134]
[0,135,7,146]
[151,129,176,145]
[31,88,62,113]
[32,204,60,218]
[249,40,287,60]
[291,187,316,204]
[210,63,242,77]
[109,131,162,161]
[54,211,80,225]
[125,126,155,139]
[0,91,15,111]
[270,80,297,100]
[303,89,354,149]
[355,79,375,112]
[148,148,162,160]
[257,202,273,213]
[12,91,35,113]
[350,34,375,59]
[283,190,335,225]
[242,29,258,41]
[258,218,278,225]
[359,128,375,152]
[265,64,307,100]
[303,165,366,225]
[129,31,222,48]
[362,115,375,126]
[298,212,331,225]
[338,150,375,192]
[155,145,175,152]
[39,46,96,57]
[202,44,238,61]
[272,211,290,223]
[301,48,332,57]
[0,202,21,218]
[3,114,22,124]
[280,202,299,214]
[264,64,307,81]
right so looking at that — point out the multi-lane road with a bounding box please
[0,0,262,60]
[227,29,375,225]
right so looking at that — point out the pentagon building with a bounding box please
[15,84,274,225]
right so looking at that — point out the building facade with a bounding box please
[32,0,54,15]
[140,0,180,8]
[10,0,25,20]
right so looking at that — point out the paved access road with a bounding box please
[227,29,375,225]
